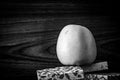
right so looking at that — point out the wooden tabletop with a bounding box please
[0,1,119,80]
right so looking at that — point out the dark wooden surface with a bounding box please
[0,1,119,80]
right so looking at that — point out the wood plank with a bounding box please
[0,16,119,79]
[0,2,119,80]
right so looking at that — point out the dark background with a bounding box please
[0,1,119,80]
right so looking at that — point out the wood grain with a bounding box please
[0,2,119,80]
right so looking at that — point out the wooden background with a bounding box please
[0,1,119,80]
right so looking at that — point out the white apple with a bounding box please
[56,24,97,65]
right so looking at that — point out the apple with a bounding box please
[56,24,97,65]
